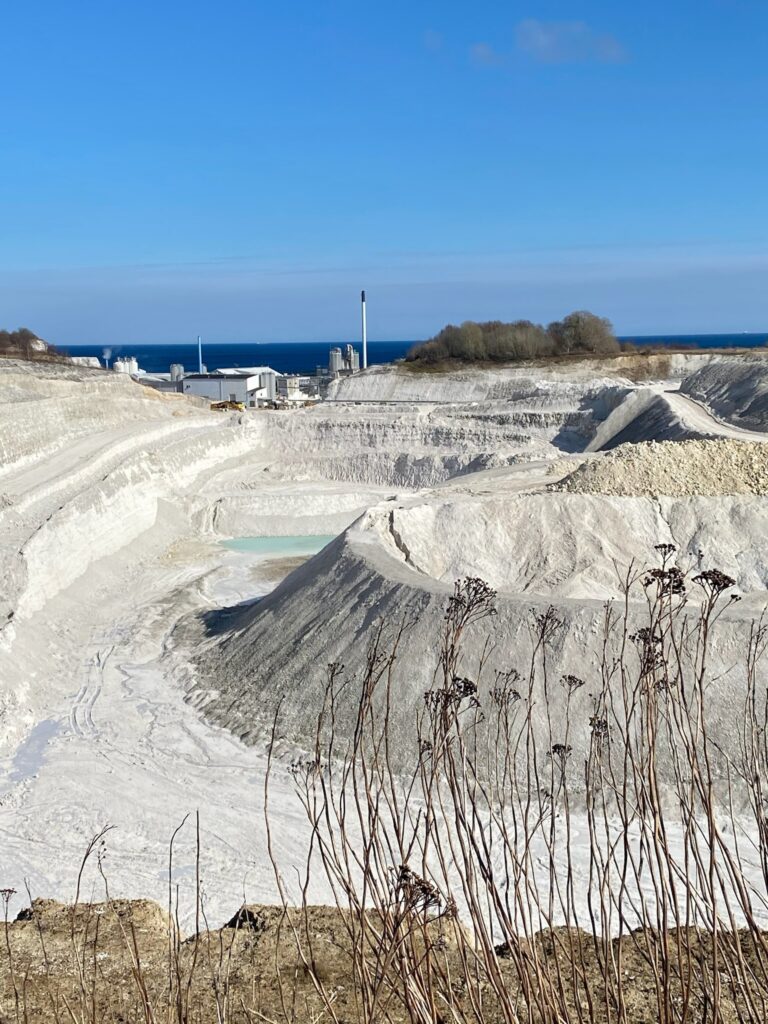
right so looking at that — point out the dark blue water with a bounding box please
[61,340,415,375]
[61,334,767,374]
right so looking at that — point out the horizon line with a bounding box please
[60,330,768,348]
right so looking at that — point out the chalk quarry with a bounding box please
[1,351,767,925]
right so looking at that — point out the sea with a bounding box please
[61,334,768,376]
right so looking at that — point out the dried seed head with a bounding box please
[693,569,737,597]
[289,757,323,781]
[590,716,609,740]
[642,566,686,596]
[392,864,443,912]
[550,743,572,759]
[0,888,16,910]
[562,674,585,693]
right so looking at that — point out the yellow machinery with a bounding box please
[210,400,245,412]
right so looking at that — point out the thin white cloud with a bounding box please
[469,42,506,67]
[516,19,628,64]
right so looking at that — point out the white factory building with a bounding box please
[181,367,280,406]
[328,344,359,374]
[275,374,319,404]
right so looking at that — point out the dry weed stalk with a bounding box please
[2,813,234,1024]
[267,549,768,1024]
[2,548,767,1023]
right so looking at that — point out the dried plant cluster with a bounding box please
[2,548,768,1023]
[268,548,768,1024]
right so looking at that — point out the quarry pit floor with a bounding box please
[0,529,329,927]
[1,461,766,934]
[2,360,768,930]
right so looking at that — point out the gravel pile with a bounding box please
[555,439,768,496]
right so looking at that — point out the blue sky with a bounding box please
[2,0,767,343]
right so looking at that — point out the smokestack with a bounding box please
[197,335,203,374]
[361,290,367,369]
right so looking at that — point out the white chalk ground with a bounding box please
[0,535,317,926]
[2,358,768,932]
[2,483,767,935]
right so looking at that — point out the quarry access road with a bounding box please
[662,388,768,442]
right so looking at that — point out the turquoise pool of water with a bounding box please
[221,535,336,556]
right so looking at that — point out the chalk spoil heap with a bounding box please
[555,439,768,497]
[680,358,768,432]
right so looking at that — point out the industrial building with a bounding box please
[138,376,183,394]
[181,368,279,406]
[275,374,319,404]
[113,357,140,374]
[127,340,364,406]
[328,344,360,376]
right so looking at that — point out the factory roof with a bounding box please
[212,366,283,377]
[183,371,272,382]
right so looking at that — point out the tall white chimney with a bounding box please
[361,290,368,369]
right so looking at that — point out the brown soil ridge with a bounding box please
[1,898,767,1023]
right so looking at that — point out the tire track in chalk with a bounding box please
[69,628,126,738]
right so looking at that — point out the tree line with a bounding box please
[406,310,621,364]
[0,327,56,360]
